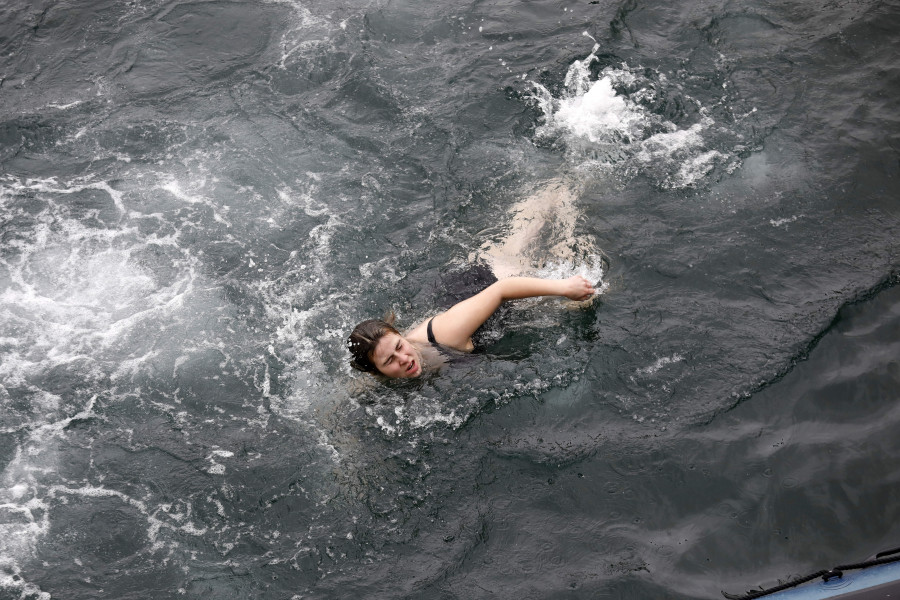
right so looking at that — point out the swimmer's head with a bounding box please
[348,314,424,378]
[347,314,399,374]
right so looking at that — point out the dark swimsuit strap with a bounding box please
[426,317,479,367]
[427,318,437,344]
[426,318,450,361]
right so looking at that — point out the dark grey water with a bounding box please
[1,0,898,598]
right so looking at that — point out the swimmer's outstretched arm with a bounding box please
[411,275,595,351]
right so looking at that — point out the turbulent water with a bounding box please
[1,0,898,598]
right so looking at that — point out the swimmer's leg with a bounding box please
[476,179,583,278]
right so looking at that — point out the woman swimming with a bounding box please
[348,178,602,379]
[347,274,596,378]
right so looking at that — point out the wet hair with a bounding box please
[347,313,399,373]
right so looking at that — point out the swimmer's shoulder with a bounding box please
[406,313,475,352]
[404,319,431,344]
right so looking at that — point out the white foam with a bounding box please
[264,175,351,421]
[669,149,724,188]
[0,174,230,574]
[45,484,208,555]
[47,100,84,110]
[0,571,51,600]
[636,122,704,158]
[0,396,103,576]
[0,217,193,387]
[548,77,643,143]
[637,354,684,376]
[265,1,337,69]
[535,255,609,296]
[161,179,231,226]
[1,176,126,215]
[366,394,470,437]
[770,215,802,227]
[208,463,226,475]
[528,46,728,188]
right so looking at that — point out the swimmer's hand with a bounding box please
[561,275,595,301]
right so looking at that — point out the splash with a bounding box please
[528,41,731,189]
[535,256,609,297]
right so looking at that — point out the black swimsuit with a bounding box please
[424,318,479,368]
[424,262,502,349]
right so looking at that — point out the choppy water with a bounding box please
[1,0,898,598]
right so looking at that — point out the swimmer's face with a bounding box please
[370,333,422,378]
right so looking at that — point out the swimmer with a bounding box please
[348,177,602,379]
[347,274,596,378]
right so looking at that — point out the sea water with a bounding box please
[1,0,898,598]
